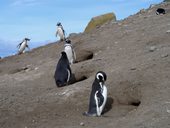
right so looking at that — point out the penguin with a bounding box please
[83,71,107,117]
[64,39,76,64]
[156,8,166,15]
[54,51,72,87]
[56,22,66,41]
[17,38,30,54]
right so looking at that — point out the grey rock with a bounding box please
[80,122,85,126]
[161,54,168,58]
[149,46,157,52]
[166,30,170,33]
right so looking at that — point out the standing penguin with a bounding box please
[54,51,72,87]
[17,38,30,54]
[56,22,66,41]
[64,39,76,64]
[83,71,107,117]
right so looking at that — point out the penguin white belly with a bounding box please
[64,46,73,64]
[58,28,65,40]
[19,42,26,53]
[96,85,107,116]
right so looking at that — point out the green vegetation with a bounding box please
[84,13,116,33]
[164,0,170,2]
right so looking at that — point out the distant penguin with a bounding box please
[54,51,72,87]
[64,39,76,64]
[17,38,30,54]
[156,8,166,15]
[83,71,107,117]
[56,22,66,41]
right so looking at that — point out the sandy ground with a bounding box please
[0,2,170,128]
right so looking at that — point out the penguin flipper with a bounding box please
[17,42,22,48]
[26,44,30,50]
[55,30,58,37]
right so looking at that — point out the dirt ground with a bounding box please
[0,2,170,128]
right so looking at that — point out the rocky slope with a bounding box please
[0,2,170,128]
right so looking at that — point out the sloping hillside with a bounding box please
[0,2,170,128]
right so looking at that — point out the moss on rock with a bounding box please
[84,12,116,33]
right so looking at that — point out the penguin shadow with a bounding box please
[102,97,114,114]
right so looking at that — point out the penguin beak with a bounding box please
[25,38,30,41]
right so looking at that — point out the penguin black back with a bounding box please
[156,8,166,15]
[54,51,71,87]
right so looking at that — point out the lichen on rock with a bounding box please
[84,12,116,33]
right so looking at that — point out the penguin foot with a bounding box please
[83,112,97,117]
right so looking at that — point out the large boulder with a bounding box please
[84,12,116,33]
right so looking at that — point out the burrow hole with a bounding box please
[75,51,94,63]
[69,74,88,85]
[128,100,141,107]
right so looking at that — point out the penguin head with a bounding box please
[65,39,71,44]
[61,51,68,59]
[96,71,107,83]
[24,38,30,41]
[57,22,61,26]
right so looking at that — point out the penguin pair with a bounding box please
[56,22,76,64]
[17,38,30,54]
[84,71,108,117]
[54,39,76,87]
[56,22,66,41]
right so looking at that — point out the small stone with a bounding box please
[130,67,137,70]
[149,46,156,52]
[139,9,145,14]
[80,122,85,126]
[34,67,39,70]
[149,4,155,8]
[166,30,170,33]
[167,109,170,113]
[161,54,168,58]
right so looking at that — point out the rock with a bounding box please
[149,46,157,52]
[84,12,116,32]
[130,67,137,70]
[80,122,85,126]
[166,30,170,33]
[161,54,169,58]
[69,33,79,38]
[150,4,156,8]
[164,0,170,2]
[139,9,146,14]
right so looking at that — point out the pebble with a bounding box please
[166,30,170,33]
[161,54,168,58]
[149,46,157,52]
[167,109,170,113]
[130,67,137,70]
[80,122,85,126]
